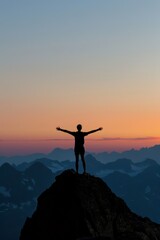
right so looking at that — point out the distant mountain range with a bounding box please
[1,145,160,240]
[103,162,160,223]
[1,144,160,166]
[0,162,56,240]
[93,144,160,163]
[0,148,75,166]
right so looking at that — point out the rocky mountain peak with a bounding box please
[20,169,160,240]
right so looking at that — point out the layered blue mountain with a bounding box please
[16,157,63,172]
[0,162,55,240]
[1,146,160,240]
[102,160,160,223]
[1,144,160,166]
[94,145,160,163]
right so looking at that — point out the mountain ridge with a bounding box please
[1,144,160,165]
[1,158,160,240]
[20,169,160,240]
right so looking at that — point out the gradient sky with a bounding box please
[1,1,160,155]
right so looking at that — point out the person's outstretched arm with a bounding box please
[56,127,74,135]
[86,127,103,135]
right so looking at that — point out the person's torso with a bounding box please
[74,132,85,148]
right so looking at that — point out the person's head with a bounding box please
[77,124,82,131]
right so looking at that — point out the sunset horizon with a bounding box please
[1,1,160,156]
[1,135,160,156]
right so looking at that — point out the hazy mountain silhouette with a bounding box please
[94,145,160,163]
[24,162,55,195]
[105,158,133,171]
[97,158,158,177]
[1,156,160,240]
[135,158,157,168]
[48,147,75,161]
[14,155,157,178]
[0,163,21,190]
[20,169,160,240]
[0,153,46,166]
[0,162,55,240]
[103,161,160,223]
[16,157,63,173]
[2,144,160,166]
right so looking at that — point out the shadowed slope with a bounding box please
[20,169,160,240]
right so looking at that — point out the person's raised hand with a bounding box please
[99,127,103,131]
[56,127,61,131]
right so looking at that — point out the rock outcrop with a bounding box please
[20,169,160,240]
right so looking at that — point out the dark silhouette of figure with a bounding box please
[56,124,103,174]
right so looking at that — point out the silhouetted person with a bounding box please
[56,124,103,174]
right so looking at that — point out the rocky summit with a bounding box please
[20,169,160,240]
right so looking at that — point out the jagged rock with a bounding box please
[20,169,160,240]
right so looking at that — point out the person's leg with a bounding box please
[80,152,86,174]
[75,153,79,174]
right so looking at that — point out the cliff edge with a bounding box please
[20,169,160,240]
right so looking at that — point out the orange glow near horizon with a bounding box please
[1,103,160,140]
[1,103,160,156]
[1,136,160,156]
